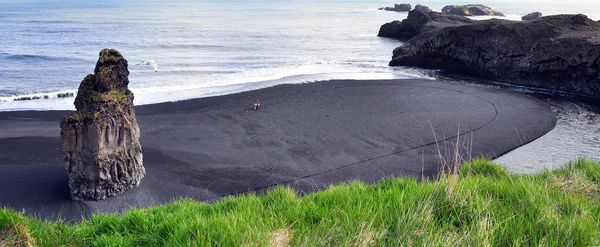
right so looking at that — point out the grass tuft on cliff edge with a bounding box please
[99,48,122,58]
[1,159,599,246]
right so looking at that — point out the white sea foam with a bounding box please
[0,90,77,103]
[0,63,432,111]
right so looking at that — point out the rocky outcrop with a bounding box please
[379,3,411,12]
[12,92,73,102]
[466,4,504,16]
[522,12,543,21]
[441,4,504,17]
[378,10,474,40]
[378,20,404,39]
[414,4,433,12]
[389,14,600,98]
[60,49,145,201]
[395,3,412,11]
[441,5,469,16]
[58,92,75,98]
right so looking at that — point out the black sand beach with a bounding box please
[0,79,556,221]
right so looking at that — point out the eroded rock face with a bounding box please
[442,4,504,17]
[389,14,600,98]
[378,10,474,40]
[60,49,144,201]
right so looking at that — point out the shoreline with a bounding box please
[3,72,600,115]
[0,69,432,112]
[0,79,556,221]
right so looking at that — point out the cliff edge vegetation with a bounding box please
[1,159,599,246]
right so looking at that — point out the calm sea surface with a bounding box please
[1,0,599,171]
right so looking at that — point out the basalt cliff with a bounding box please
[388,14,600,98]
[60,49,145,201]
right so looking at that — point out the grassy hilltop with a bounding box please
[1,159,599,246]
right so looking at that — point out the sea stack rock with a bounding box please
[60,49,144,201]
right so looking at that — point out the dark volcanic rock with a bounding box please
[414,4,433,12]
[378,20,403,38]
[57,92,74,98]
[466,4,504,16]
[442,4,504,17]
[390,14,600,98]
[14,97,32,101]
[60,49,145,201]
[380,3,411,12]
[378,10,475,40]
[522,12,543,21]
[441,5,469,16]
[394,3,411,11]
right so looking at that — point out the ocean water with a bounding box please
[0,0,429,111]
[2,0,600,111]
[1,0,599,170]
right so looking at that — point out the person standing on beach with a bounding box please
[253,100,260,110]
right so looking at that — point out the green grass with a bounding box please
[62,111,99,124]
[1,159,599,246]
[99,49,122,58]
[89,90,128,105]
[97,49,123,65]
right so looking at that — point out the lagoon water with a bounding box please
[1,0,599,171]
[495,99,600,174]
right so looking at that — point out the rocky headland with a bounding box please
[60,49,145,201]
[378,9,474,40]
[387,13,600,98]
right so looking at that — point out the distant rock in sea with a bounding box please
[379,3,412,12]
[11,92,74,102]
[413,4,433,12]
[14,96,36,101]
[441,4,504,17]
[60,48,145,201]
[57,92,74,98]
[378,10,474,40]
[522,12,543,21]
[389,14,600,98]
